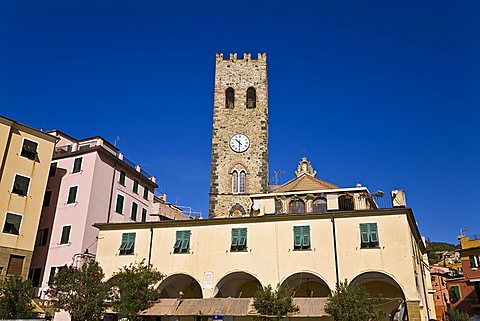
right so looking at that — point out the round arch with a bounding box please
[280,272,331,297]
[350,271,406,321]
[157,273,203,299]
[214,271,262,298]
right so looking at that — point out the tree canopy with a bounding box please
[46,257,107,321]
[253,284,299,320]
[325,280,383,321]
[0,275,36,319]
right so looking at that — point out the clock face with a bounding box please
[229,134,250,153]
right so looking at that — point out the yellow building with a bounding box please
[0,116,56,278]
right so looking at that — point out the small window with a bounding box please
[360,223,379,248]
[60,225,71,244]
[225,87,235,108]
[338,195,354,211]
[3,213,22,235]
[43,190,52,207]
[78,144,90,151]
[174,230,191,254]
[131,202,138,221]
[274,199,283,214]
[143,186,149,200]
[115,194,124,214]
[293,226,311,250]
[312,197,327,213]
[6,255,24,276]
[67,186,78,204]
[232,171,239,194]
[450,285,461,303]
[246,87,256,108]
[12,174,30,196]
[72,157,82,173]
[49,163,57,177]
[141,208,147,222]
[239,171,246,193]
[289,199,305,214]
[133,179,139,193]
[470,255,480,268]
[119,170,126,186]
[231,228,247,251]
[35,228,49,246]
[119,233,135,255]
[21,139,38,161]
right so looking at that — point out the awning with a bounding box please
[175,298,255,316]
[289,298,329,317]
[31,300,46,314]
[139,299,181,316]
[140,297,331,318]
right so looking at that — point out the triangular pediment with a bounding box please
[272,173,340,193]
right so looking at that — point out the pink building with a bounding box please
[29,130,158,299]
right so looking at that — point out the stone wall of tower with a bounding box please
[209,53,269,218]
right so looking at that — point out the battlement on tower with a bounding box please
[216,52,267,62]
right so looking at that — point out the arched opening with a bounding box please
[312,197,327,213]
[232,171,238,193]
[338,194,354,211]
[246,87,256,108]
[229,203,246,217]
[274,198,283,214]
[239,171,246,193]
[157,273,203,299]
[280,272,331,297]
[289,199,305,214]
[350,272,406,321]
[225,87,234,108]
[214,271,262,298]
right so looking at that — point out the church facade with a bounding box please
[94,53,435,321]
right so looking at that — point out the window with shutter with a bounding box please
[60,226,71,244]
[21,139,38,160]
[3,213,22,235]
[119,233,135,255]
[7,255,24,276]
[119,170,126,186]
[231,228,247,251]
[49,162,57,177]
[67,186,78,204]
[133,179,139,193]
[141,208,147,222]
[174,230,191,253]
[131,202,138,221]
[360,223,380,248]
[115,194,124,214]
[293,226,310,250]
[12,175,30,196]
[72,157,82,173]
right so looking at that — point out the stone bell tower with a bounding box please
[208,53,269,218]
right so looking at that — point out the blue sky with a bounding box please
[1,1,479,243]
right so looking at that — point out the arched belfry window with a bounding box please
[312,197,327,213]
[239,171,246,193]
[289,199,305,214]
[226,87,235,108]
[246,87,256,108]
[232,171,239,193]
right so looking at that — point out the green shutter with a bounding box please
[239,228,247,249]
[119,171,126,185]
[143,186,149,200]
[73,158,82,173]
[231,228,239,249]
[141,208,147,222]
[360,224,369,244]
[131,202,138,221]
[60,226,71,244]
[133,180,139,193]
[115,194,124,214]
[67,186,78,204]
[119,233,135,254]
[302,226,310,247]
[369,223,378,243]
[293,226,302,247]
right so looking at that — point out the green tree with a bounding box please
[253,284,299,320]
[109,260,164,321]
[325,280,383,321]
[445,308,471,321]
[46,257,107,321]
[0,275,36,319]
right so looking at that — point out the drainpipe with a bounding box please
[107,161,118,223]
[417,241,431,320]
[148,227,153,267]
[331,212,340,286]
